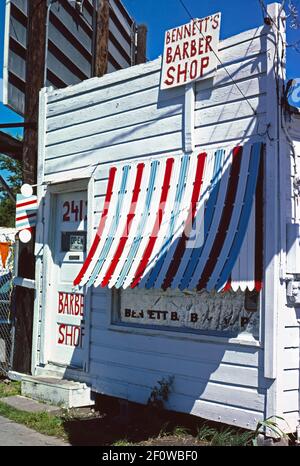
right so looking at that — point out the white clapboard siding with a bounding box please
[195,96,266,127]
[89,325,261,367]
[88,346,264,389]
[46,79,264,143]
[46,84,184,130]
[37,22,298,431]
[46,92,184,139]
[89,338,264,393]
[47,69,162,116]
[284,347,300,370]
[283,327,300,348]
[47,102,183,146]
[282,390,299,414]
[195,77,265,110]
[92,373,264,429]
[94,180,107,202]
[283,369,299,391]
[45,134,184,175]
[46,114,182,159]
[89,356,265,409]
[281,305,300,412]
[44,80,265,172]
[195,115,266,148]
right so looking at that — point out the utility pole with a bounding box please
[136,25,148,65]
[94,0,110,77]
[94,1,148,76]
[13,0,47,374]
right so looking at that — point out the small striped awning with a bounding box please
[74,142,264,292]
[15,194,38,231]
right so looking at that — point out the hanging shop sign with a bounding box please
[161,13,221,90]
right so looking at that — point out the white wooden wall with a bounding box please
[36,19,300,431]
[281,118,300,429]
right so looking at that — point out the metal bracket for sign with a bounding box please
[184,82,195,154]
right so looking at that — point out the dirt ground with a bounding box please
[61,395,248,446]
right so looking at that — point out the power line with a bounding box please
[177,0,257,116]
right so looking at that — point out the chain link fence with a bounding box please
[0,231,16,377]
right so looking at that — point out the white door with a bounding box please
[47,190,88,369]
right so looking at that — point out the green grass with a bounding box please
[0,379,66,439]
[0,401,66,439]
[113,439,135,446]
[0,380,21,398]
[172,426,191,438]
[197,424,253,446]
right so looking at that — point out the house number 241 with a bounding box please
[63,200,87,222]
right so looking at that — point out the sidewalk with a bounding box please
[0,415,69,446]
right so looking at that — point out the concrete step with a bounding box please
[21,376,95,409]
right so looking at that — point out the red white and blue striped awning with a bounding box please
[74,142,264,292]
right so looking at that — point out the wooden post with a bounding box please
[23,0,47,184]
[263,2,287,427]
[136,24,147,65]
[94,0,110,77]
[184,83,195,154]
[13,0,47,374]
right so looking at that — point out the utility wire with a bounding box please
[177,0,257,116]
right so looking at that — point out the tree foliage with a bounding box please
[0,154,22,228]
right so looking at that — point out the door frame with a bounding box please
[39,177,94,373]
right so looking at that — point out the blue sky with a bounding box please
[0,0,300,136]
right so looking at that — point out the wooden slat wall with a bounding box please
[44,27,267,177]
[38,26,276,430]
[281,130,300,428]
[89,287,265,429]
[4,0,136,116]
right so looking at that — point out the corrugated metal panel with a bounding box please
[3,0,136,116]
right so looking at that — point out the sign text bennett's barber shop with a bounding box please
[161,13,221,89]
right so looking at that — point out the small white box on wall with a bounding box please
[286,223,300,275]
